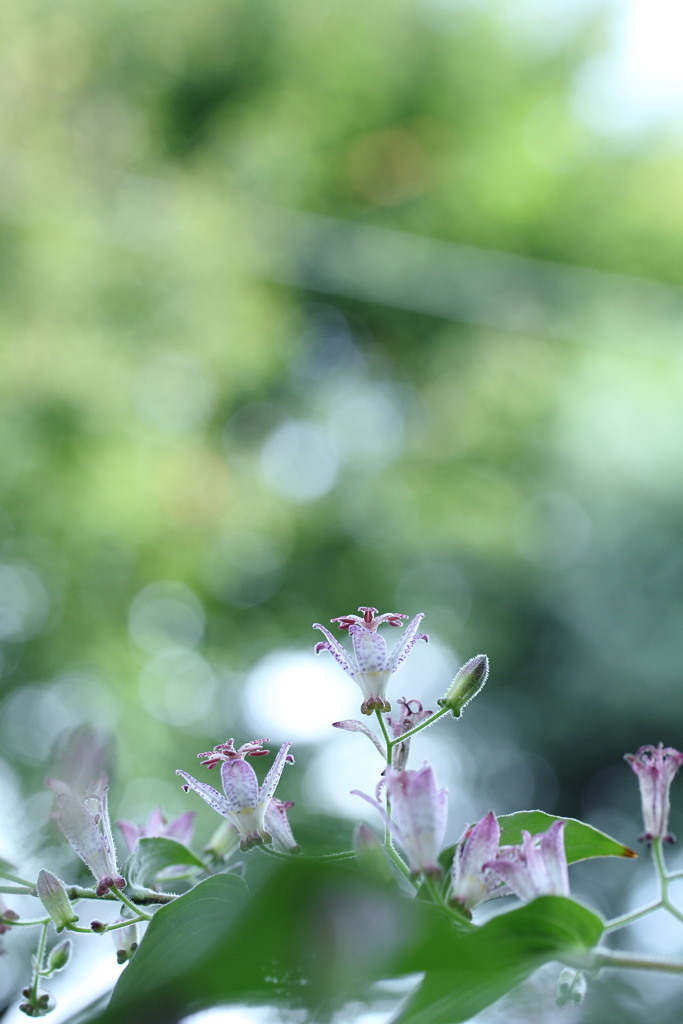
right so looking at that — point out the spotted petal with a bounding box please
[258,742,294,812]
[313,623,361,681]
[385,613,428,674]
[176,771,231,818]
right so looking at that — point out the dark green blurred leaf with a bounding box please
[393,896,604,1024]
[125,837,207,889]
[438,811,636,875]
[85,859,478,1024]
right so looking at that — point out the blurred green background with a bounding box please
[3,0,683,1017]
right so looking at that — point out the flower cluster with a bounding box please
[9,601,683,1021]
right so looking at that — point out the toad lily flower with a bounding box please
[314,606,428,715]
[46,774,125,897]
[484,820,570,903]
[264,797,300,853]
[177,741,294,851]
[353,764,448,878]
[117,807,196,856]
[450,811,501,912]
[625,743,683,843]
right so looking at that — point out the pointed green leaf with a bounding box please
[125,837,208,889]
[393,896,603,1024]
[438,810,636,875]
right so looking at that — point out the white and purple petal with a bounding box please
[385,614,428,675]
[313,623,361,682]
[176,770,232,818]
[332,719,386,758]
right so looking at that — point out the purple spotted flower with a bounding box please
[177,740,294,851]
[450,811,501,911]
[264,797,300,853]
[484,821,570,903]
[353,764,448,878]
[313,606,428,715]
[46,774,125,897]
[625,743,683,843]
[117,807,196,855]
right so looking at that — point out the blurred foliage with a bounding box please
[2,0,683,1013]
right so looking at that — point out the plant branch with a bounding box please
[604,900,663,932]
[389,707,449,747]
[113,888,153,921]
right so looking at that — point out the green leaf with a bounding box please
[110,872,249,1008]
[438,810,637,875]
[393,896,603,1024]
[125,837,208,889]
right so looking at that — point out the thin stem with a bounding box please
[651,838,683,926]
[653,838,669,897]
[105,917,147,932]
[0,884,33,896]
[258,846,355,862]
[66,924,100,934]
[604,900,662,933]
[64,886,175,906]
[112,889,153,921]
[667,870,683,882]
[31,922,49,1003]
[375,709,392,767]
[384,843,418,887]
[390,707,450,747]
[0,870,35,888]
[589,948,683,974]
[0,916,50,928]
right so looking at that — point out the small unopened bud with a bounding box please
[556,968,587,1006]
[90,920,106,933]
[204,820,241,862]
[437,655,489,717]
[113,921,138,964]
[36,871,78,933]
[354,823,393,883]
[0,903,19,934]
[47,939,72,974]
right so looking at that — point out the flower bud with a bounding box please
[354,823,393,883]
[36,871,78,933]
[90,920,106,933]
[204,820,241,862]
[47,939,72,974]
[113,921,139,965]
[437,655,489,717]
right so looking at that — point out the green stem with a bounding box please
[651,838,683,925]
[604,900,662,932]
[258,846,355,862]
[31,922,49,1003]
[390,707,450,747]
[112,888,153,921]
[0,916,50,928]
[65,886,175,906]
[384,843,418,887]
[0,871,35,888]
[589,948,683,974]
[375,709,392,767]
[0,884,33,896]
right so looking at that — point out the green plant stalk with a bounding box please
[652,837,683,926]
[0,916,50,928]
[604,899,662,932]
[112,888,153,921]
[30,922,49,1004]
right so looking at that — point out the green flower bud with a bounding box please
[47,939,72,974]
[204,820,241,862]
[437,655,489,717]
[36,871,78,933]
